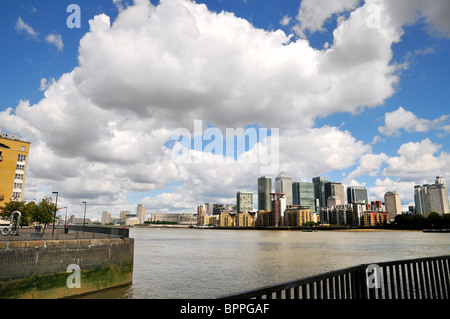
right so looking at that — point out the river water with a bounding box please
[82,227,450,299]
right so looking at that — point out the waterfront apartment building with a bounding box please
[384,191,402,221]
[284,208,313,227]
[312,176,329,209]
[414,176,449,216]
[275,171,292,206]
[347,186,369,204]
[427,184,449,215]
[258,176,272,211]
[236,191,253,213]
[324,182,345,207]
[292,181,316,211]
[0,128,30,204]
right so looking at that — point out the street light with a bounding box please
[52,192,58,237]
[82,201,87,233]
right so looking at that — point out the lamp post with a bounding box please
[52,192,58,237]
[82,201,87,233]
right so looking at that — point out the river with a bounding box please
[81,227,450,299]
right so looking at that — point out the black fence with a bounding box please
[217,255,450,300]
[67,225,129,238]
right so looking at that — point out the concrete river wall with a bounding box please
[0,236,134,299]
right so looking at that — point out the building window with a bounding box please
[14,173,24,180]
[21,146,26,151]
[12,192,21,199]
[17,154,26,162]
[14,182,23,189]
[16,164,25,170]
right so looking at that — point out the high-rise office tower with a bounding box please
[347,186,369,204]
[271,193,286,227]
[292,181,316,211]
[0,128,30,204]
[384,191,401,220]
[324,182,345,207]
[312,176,329,209]
[275,171,292,206]
[258,176,272,211]
[237,191,253,213]
[414,184,429,216]
[427,184,449,215]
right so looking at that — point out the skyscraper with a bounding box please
[0,128,30,204]
[324,182,345,207]
[347,186,369,204]
[292,181,316,211]
[258,176,272,211]
[384,191,401,221]
[237,191,253,213]
[414,184,429,216]
[275,171,292,206]
[312,176,328,209]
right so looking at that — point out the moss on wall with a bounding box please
[0,262,133,299]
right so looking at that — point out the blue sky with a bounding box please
[1,0,449,218]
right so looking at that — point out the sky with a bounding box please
[0,0,449,221]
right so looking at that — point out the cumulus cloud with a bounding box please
[382,139,450,182]
[379,107,450,136]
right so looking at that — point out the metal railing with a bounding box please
[67,225,130,238]
[217,255,450,299]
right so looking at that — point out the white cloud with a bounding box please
[15,17,37,37]
[382,139,450,182]
[45,33,64,51]
[379,107,449,136]
[293,0,360,37]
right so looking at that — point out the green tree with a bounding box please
[426,212,442,229]
[32,196,57,231]
[0,200,30,227]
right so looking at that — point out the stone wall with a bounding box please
[0,238,134,299]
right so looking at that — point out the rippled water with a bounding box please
[82,228,450,299]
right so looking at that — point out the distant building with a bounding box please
[292,181,316,211]
[284,208,313,226]
[271,193,286,227]
[384,191,401,221]
[101,211,113,225]
[427,184,449,215]
[0,127,30,204]
[137,204,146,224]
[258,176,272,211]
[275,172,292,206]
[236,191,253,213]
[325,182,345,207]
[327,196,342,207]
[312,176,329,210]
[347,186,369,204]
[414,184,429,216]
[414,176,449,216]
